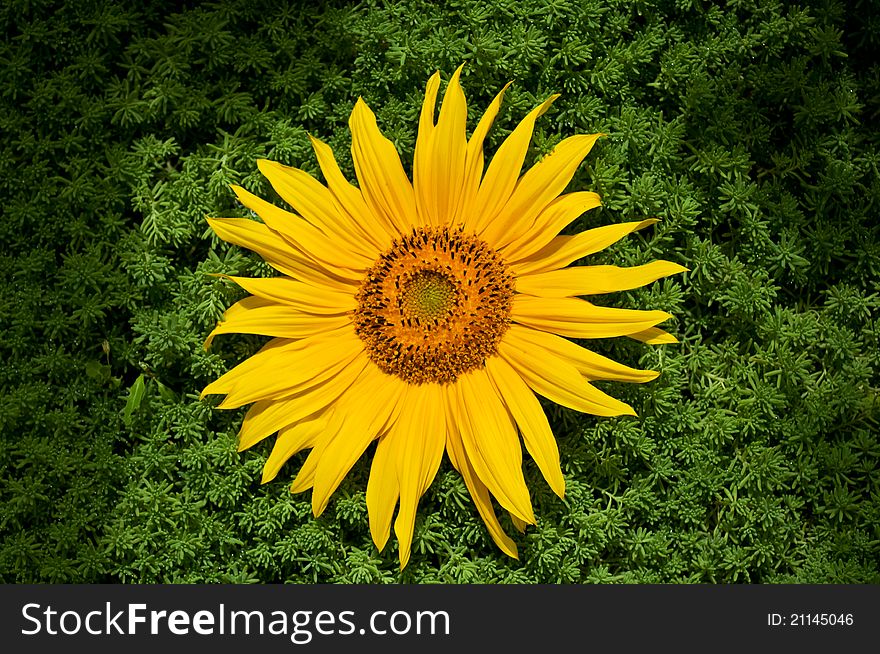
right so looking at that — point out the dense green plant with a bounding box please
[1,0,877,583]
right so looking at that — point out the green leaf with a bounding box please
[122,374,146,427]
[154,378,177,402]
[84,360,111,382]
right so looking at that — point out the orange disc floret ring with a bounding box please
[353,226,514,386]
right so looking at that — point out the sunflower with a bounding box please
[203,66,686,568]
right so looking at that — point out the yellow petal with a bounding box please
[511,295,672,339]
[413,70,441,226]
[510,219,659,276]
[627,327,679,344]
[236,355,367,452]
[349,97,419,234]
[501,191,603,264]
[509,513,528,534]
[206,217,296,273]
[414,66,471,228]
[213,326,365,409]
[289,449,319,493]
[201,338,296,400]
[261,416,327,483]
[508,324,659,383]
[309,134,396,249]
[207,299,350,341]
[392,384,447,569]
[457,81,511,230]
[453,371,535,524]
[485,356,565,498]
[470,94,559,235]
[498,333,637,417]
[482,134,602,249]
[289,408,351,494]
[445,405,518,559]
[429,65,468,227]
[204,295,271,350]
[515,260,689,297]
[231,184,372,275]
[256,159,380,260]
[218,295,270,320]
[219,346,365,411]
[311,364,406,517]
[206,217,354,291]
[366,433,399,552]
[223,275,356,314]
[237,399,294,452]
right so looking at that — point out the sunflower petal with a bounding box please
[453,371,535,524]
[429,64,468,227]
[206,217,297,273]
[349,98,419,234]
[471,94,559,235]
[510,219,659,275]
[510,513,528,534]
[206,217,354,291]
[393,383,447,569]
[366,433,400,553]
[483,134,602,249]
[414,66,470,228]
[457,81,511,229]
[237,398,296,452]
[289,451,319,493]
[256,159,380,260]
[213,327,365,409]
[501,191,603,264]
[512,295,671,340]
[261,416,327,483]
[231,184,372,274]
[485,356,565,498]
[516,260,689,297]
[207,301,350,341]
[223,275,356,314]
[204,295,272,350]
[289,411,341,494]
[445,404,518,559]
[311,364,406,517]
[309,134,396,248]
[627,327,679,344]
[509,324,659,383]
[413,70,442,226]
[218,294,271,320]
[201,338,296,400]
[236,355,367,452]
[498,334,637,417]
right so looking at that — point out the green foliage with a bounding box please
[1,0,878,583]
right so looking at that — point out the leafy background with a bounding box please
[2,0,878,583]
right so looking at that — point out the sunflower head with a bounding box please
[203,65,686,568]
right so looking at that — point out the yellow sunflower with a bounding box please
[203,66,686,568]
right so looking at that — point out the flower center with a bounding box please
[354,226,514,385]
[400,270,457,321]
